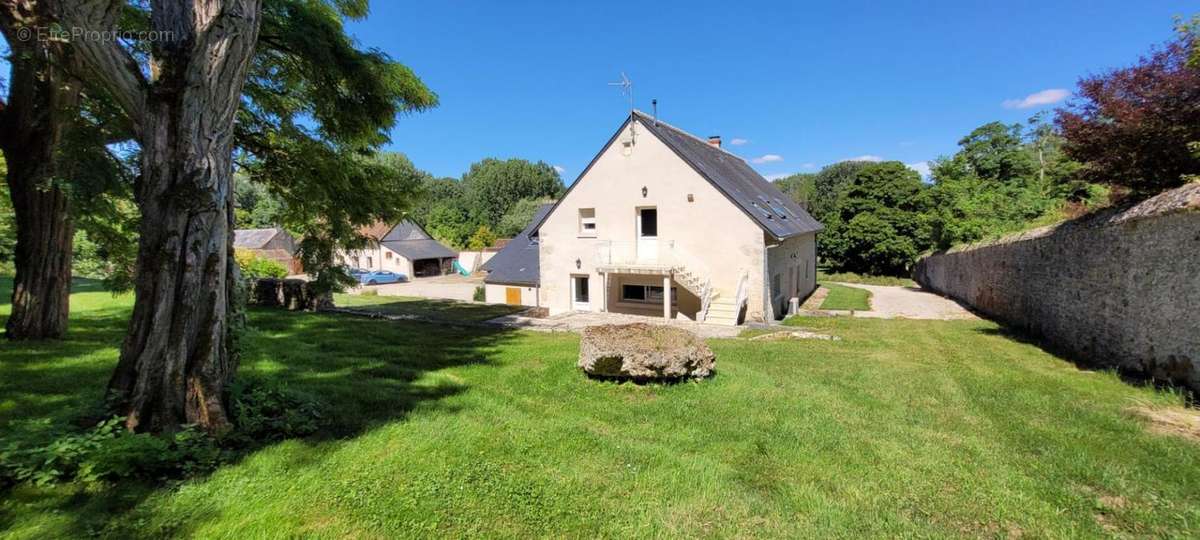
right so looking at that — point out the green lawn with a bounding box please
[818,282,872,311]
[3,278,1199,537]
[333,292,523,323]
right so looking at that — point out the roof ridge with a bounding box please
[631,110,747,162]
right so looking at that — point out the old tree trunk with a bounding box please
[0,11,81,340]
[57,0,263,432]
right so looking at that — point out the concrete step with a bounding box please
[705,315,739,326]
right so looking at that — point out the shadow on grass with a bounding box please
[332,293,523,323]
[240,307,520,438]
[0,305,132,424]
[974,325,1195,406]
[0,281,524,537]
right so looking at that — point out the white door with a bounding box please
[571,275,591,311]
[636,207,658,262]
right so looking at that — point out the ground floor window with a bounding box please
[620,284,677,305]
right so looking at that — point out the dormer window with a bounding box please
[579,208,596,237]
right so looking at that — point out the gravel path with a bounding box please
[831,283,977,320]
[359,274,482,301]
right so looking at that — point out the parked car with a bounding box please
[346,267,368,280]
[359,270,406,285]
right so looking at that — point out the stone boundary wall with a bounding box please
[914,183,1200,393]
[248,278,332,311]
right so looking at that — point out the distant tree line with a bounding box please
[233,155,564,251]
[775,21,1198,277]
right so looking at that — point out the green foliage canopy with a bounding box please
[461,158,564,227]
[772,173,816,211]
[496,197,548,237]
[822,162,930,276]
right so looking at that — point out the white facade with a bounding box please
[457,250,497,273]
[339,243,417,277]
[536,117,818,324]
[484,283,540,307]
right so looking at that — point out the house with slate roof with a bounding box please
[479,203,553,306]
[337,220,458,278]
[234,227,302,274]
[526,110,822,325]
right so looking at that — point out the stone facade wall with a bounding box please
[913,183,1200,392]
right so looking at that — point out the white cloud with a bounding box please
[1002,88,1069,109]
[847,154,883,162]
[751,154,784,164]
[553,165,566,174]
[802,163,816,169]
[764,173,793,181]
[730,138,749,146]
[906,161,931,178]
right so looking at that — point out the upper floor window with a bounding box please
[579,208,596,237]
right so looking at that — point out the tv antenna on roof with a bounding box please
[608,72,633,113]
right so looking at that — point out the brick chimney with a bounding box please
[707,135,721,148]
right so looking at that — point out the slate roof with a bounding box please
[380,220,457,260]
[233,228,282,249]
[631,110,822,239]
[481,204,553,286]
[529,111,822,240]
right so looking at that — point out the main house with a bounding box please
[506,110,821,325]
[337,220,457,278]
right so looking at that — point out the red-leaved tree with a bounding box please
[1056,29,1199,195]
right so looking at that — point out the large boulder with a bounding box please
[578,323,716,381]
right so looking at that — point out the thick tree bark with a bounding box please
[3,156,75,340]
[53,0,263,432]
[0,24,81,340]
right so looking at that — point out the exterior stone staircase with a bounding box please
[673,266,743,326]
[704,296,741,326]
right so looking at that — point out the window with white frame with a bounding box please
[578,208,596,236]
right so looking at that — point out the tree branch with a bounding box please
[50,0,148,135]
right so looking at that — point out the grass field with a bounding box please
[333,292,523,322]
[2,278,1199,538]
[818,282,872,311]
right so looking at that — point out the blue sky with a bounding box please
[349,1,1194,183]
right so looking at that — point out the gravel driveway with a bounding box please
[357,274,482,302]
[832,283,977,320]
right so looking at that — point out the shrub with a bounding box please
[467,225,498,251]
[0,381,323,488]
[473,285,486,302]
[235,248,288,279]
[227,379,324,446]
[0,417,212,486]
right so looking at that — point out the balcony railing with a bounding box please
[594,239,678,268]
